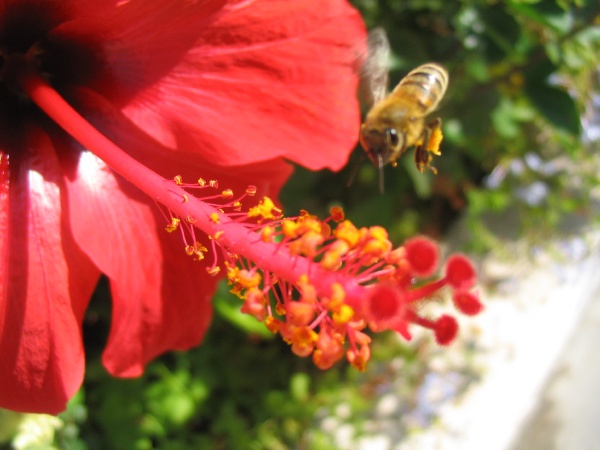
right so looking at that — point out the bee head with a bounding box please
[358,124,407,193]
[359,124,406,168]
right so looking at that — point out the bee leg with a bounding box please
[414,145,437,174]
[414,118,443,173]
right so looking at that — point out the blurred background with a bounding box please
[2,0,599,449]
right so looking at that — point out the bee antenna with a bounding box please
[346,152,367,188]
[377,153,385,193]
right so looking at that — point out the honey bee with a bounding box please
[358,28,449,192]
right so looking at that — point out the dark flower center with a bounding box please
[0,2,104,142]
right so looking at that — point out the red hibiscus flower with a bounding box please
[0,0,366,414]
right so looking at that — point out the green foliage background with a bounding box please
[2,0,599,449]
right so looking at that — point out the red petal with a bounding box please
[145,0,366,170]
[53,0,366,170]
[0,130,98,414]
[63,154,212,377]
[46,0,225,101]
[69,85,294,203]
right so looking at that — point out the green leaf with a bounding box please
[465,57,492,82]
[213,281,275,338]
[290,373,311,402]
[523,59,581,135]
[479,4,523,61]
[492,98,521,138]
[525,83,581,135]
[508,0,573,34]
[492,97,537,138]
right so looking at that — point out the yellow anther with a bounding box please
[238,269,262,289]
[226,264,240,284]
[321,284,344,307]
[297,274,310,285]
[289,231,323,257]
[181,194,189,203]
[363,239,392,260]
[362,227,392,260]
[230,285,243,298]
[198,178,206,186]
[328,283,346,309]
[291,326,318,357]
[165,217,180,233]
[321,251,342,270]
[212,230,224,240]
[331,239,351,256]
[287,301,316,326]
[294,326,318,345]
[210,212,220,223]
[333,220,360,247]
[184,242,208,261]
[261,225,274,242]
[321,240,350,269]
[233,201,242,211]
[174,175,183,185]
[368,226,388,240]
[332,304,354,325]
[297,217,322,235]
[209,179,218,188]
[222,189,234,199]
[282,219,300,238]
[206,266,221,276]
[246,185,257,196]
[265,316,282,333]
[248,197,282,221]
[297,275,317,303]
[347,346,370,372]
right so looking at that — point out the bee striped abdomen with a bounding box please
[393,63,448,115]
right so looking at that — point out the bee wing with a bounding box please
[360,27,390,105]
